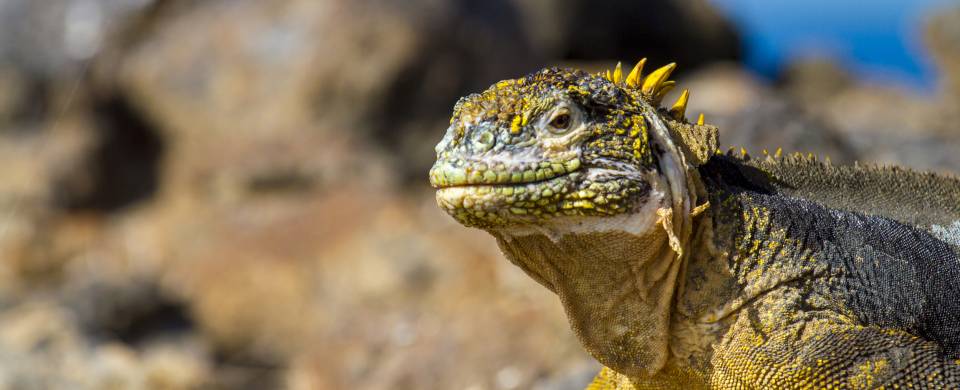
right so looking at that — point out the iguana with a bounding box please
[428,59,960,389]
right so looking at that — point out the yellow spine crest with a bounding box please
[641,63,677,95]
[669,89,690,121]
[625,58,647,87]
[612,61,624,84]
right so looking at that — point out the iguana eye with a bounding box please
[548,110,572,132]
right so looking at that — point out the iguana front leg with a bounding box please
[712,319,960,389]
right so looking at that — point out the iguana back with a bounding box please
[736,154,960,233]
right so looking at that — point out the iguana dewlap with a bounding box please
[429,59,960,389]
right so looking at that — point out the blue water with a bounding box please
[710,0,957,89]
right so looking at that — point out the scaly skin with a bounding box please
[429,59,960,389]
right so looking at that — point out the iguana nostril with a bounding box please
[472,131,496,152]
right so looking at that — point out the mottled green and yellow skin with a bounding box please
[430,61,960,389]
[429,67,658,228]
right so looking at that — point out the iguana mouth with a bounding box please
[433,171,586,227]
[430,155,650,228]
[429,158,582,188]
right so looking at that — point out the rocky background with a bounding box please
[0,0,957,389]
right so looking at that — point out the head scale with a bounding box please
[429,60,694,230]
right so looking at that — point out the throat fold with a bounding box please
[494,211,683,378]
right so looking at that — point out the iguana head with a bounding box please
[430,60,698,231]
[429,60,719,377]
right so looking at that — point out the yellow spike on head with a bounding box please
[669,89,690,120]
[612,62,623,84]
[641,63,677,95]
[653,81,676,103]
[625,58,647,87]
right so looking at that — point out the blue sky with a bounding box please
[710,0,956,89]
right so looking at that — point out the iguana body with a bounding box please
[429,59,960,389]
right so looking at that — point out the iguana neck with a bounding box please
[492,204,680,379]
[489,186,734,382]
[488,189,763,386]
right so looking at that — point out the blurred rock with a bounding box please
[682,63,767,117]
[0,65,46,127]
[134,183,593,389]
[118,0,540,186]
[512,0,742,69]
[0,125,91,295]
[46,93,165,213]
[811,84,960,171]
[778,55,960,173]
[780,57,855,106]
[0,1,594,386]
[926,6,960,126]
[0,300,211,389]
[681,64,858,163]
[295,194,587,389]
[717,98,858,164]
[780,57,941,135]
[0,0,154,78]
[0,0,159,138]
